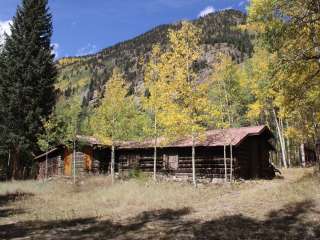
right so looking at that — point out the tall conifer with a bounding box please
[0,0,56,179]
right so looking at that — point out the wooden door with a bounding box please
[83,147,93,171]
[64,149,72,176]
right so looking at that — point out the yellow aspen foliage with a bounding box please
[210,53,243,127]
[158,21,216,142]
[91,68,132,145]
[58,57,82,67]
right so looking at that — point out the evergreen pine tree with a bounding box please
[0,0,57,179]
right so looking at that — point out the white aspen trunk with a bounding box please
[272,108,287,168]
[279,117,288,166]
[295,146,299,166]
[286,136,291,167]
[300,143,306,167]
[111,144,115,184]
[45,152,48,180]
[192,134,196,187]
[230,144,233,182]
[286,120,291,167]
[222,80,232,126]
[73,139,76,184]
[224,144,227,182]
[153,142,157,181]
[153,115,157,181]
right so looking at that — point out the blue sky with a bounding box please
[0,0,249,58]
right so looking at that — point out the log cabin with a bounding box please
[34,136,109,180]
[34,125,276,180]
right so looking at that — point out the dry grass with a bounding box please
[0,168,319,239]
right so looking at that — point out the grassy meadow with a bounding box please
[0,168,319,239]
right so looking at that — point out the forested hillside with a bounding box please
[55,9,253,131]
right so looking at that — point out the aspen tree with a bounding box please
[91,68,136,184]
[142,44,168,181]
[210,53,242,181]
[159,22,216,187]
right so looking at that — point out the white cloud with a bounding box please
[0,20,12,45]
[238,0,249,7]
[198,6,215,18]
[76,43,97,56]
[0,20,12,35]
[51,43,59,58]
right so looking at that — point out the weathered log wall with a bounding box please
[37,155,63,180]
[116,147,236,179]
[235,136,273,179]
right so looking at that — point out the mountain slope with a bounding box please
[55,9,253,130]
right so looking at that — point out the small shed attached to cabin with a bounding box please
[34,136,110,179]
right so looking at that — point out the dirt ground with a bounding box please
[0,168,319,239]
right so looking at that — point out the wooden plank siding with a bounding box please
[37,148,64,180]
[63,149,72,176]
[36,146,106,180]
[71,148,102,176]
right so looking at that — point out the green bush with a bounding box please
[128,168,148,181]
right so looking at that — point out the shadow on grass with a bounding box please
[0,192,34,206]
[0,192,33,218]
[0,201,319,240]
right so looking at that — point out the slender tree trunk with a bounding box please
[153,141,157,181]
[7,150,10,181]
[286,120,291,167]
[280,117,288,166]
[224,144,227,182]
[11,146,20,180]
[45,152,48,180]
[153,115,157,181]
[230,144,233,182]
[73,139,76,184]
[300,143,306,167]
[295,145,299,166]
[286,137,291,167]
[192,134,196,187]
[272,108,287,168]
[111,144,115,184]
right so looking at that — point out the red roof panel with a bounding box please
[119,125,272,149]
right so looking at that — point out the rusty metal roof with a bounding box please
[34,126,274,160]
[33,144,66,161]
[76,135,101,145]
[119,125,273,149]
